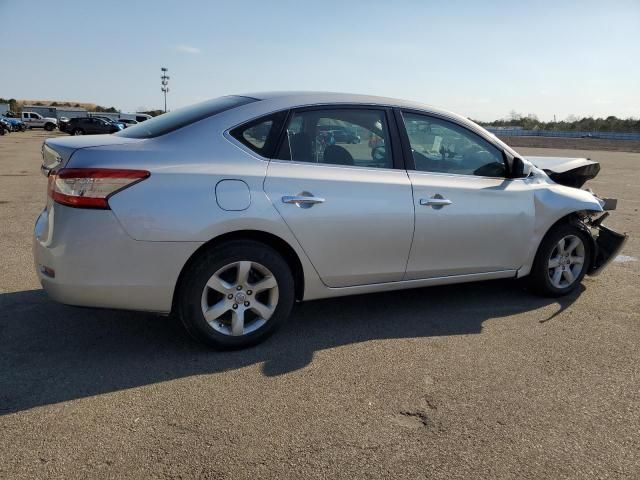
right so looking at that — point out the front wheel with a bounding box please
[529,224,592,297]
[177,240,295,349]
[72,128,84,136]
[44,123,55,131]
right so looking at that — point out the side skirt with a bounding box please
[303,270,518,301]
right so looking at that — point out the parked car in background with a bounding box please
[35,92,627,349]
[0,117,11,135]
[62,117,122,135]
[20,111,58,131]
[1,115,26,132]
[58,117,71,133]
[118,118,139,128]
[318,124,361,144]
[91,116,126,130]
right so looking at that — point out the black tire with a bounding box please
[528,223,592,297]
[177,240,295,349]
[0,127,5,136]
[44,123,55,131]
[72,128,84,136]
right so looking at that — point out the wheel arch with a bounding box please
[171,229,306,313]
[520,210,597,278]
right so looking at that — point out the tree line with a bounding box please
[0,98,119,113]
[476,111,640,133]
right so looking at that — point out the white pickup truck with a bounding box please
[21,112,58,131]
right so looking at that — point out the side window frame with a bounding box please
[273,104,406,171]
[394,108,509,178]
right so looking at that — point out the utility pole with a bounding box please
[161,67,170,113]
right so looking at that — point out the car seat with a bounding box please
[323,145,354,166]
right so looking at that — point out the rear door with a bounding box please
[261,106,414,287]
[397,110,534,279]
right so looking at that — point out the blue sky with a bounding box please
[1,0,638,120]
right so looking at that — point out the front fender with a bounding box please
[518,184,603,277]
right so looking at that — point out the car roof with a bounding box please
[242,91,474,128]
[246,91,443,112]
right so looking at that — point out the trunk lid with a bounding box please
[42,135,144,173]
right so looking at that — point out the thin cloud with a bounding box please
[174,44,201,54]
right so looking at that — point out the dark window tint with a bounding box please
[402,112,505,177]
[276,109,392,169]
[116,96,258,139]
[230,111,287,157]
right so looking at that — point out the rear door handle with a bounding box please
[282,194,325,208]
[420,196,452,208]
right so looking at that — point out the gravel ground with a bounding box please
[1,131,638,479]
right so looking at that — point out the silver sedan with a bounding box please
[34,92,627,348]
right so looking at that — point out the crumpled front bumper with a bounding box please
[588,224,628,276]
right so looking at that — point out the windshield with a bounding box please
[115,95,258,139]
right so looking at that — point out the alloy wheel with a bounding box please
[547,234,585,289]
[200,260,279,336]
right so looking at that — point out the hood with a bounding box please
[43,117,58,123]
[525,156,600,188]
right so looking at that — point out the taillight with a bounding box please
[48,168,150,209]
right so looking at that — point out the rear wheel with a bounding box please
[529,224,592,297]
[177,241,295,349]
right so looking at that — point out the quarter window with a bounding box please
[276,109,393,169]
[230,111,287,157]
[402,112,506,177]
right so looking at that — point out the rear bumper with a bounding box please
[33,203,202,313]
[588,224,628,276]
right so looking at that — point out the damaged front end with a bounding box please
[579,211,628,276]
[525,155,628,275]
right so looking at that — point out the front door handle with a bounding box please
[282,193,325,208]
[420,195,452,208]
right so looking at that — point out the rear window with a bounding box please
[116,95,258,139]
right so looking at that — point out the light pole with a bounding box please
[161,67,170,113]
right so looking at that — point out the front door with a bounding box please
[263,107,414,287]
[399,110,534,279]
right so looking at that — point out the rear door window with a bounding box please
[275,108,393,169]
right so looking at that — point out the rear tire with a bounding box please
[528,223,592,297]
[177,240,295,349]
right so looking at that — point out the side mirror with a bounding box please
[511,156,532,178]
